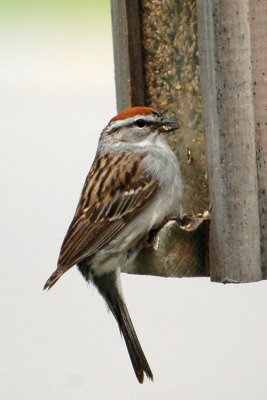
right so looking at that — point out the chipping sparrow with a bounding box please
[44,106,183,383]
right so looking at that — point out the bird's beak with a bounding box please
[158,118,180,133]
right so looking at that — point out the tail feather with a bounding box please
[93,270,153,383]
[43,266,68,290]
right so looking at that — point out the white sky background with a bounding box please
[1,4,267,400]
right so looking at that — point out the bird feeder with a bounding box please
[111,0,267,282]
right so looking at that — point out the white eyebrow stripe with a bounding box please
[106,114,158,132]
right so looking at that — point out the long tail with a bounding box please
[93,269,153,383]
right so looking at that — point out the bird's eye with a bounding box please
[135,119,146,128]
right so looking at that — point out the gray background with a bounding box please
[1,2,267,399]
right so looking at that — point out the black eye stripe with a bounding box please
[106,115,165,135]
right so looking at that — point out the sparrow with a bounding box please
[44,106,183,383]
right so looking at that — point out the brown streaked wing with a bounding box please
[58,152,158,268]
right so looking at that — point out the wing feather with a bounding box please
[44,152,158,289]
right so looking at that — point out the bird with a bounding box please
[44,106,183,383]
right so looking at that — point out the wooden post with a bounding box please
[196,0,262,282]
[111,0,145,111]
[250,0,267,276]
